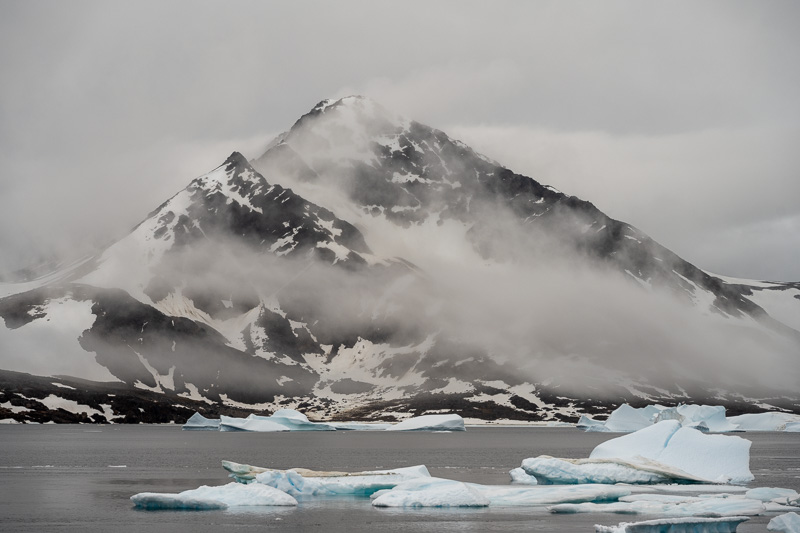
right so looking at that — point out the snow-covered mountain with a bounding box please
[1,96,799,423]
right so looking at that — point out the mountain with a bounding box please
[1,96,799,424]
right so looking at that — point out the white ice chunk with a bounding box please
[371,478,489,508]
[603,404,661,432]
[251,409,336,431]
[252,465,431,496]
[551,497,764,516]
[475,484,631,506]
[590,421,753,484]
[746,487,799,503]
[327,422,392,431]
[769,512,800,532]
[520,456,705,485]
[728,412,800,432]
[181,412,220,431]
[595,516,750,533]
[131,482,297,510]
[509,467,538,485]
[385,414,465,431]
[218,415,289,432]
[371,479,628,507]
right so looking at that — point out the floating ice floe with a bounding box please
[181,412,221,431]
[182,410,462,432]
[370,477,630,508]
[728,412,800,432]
[520,421,753,485]
[131,482,297,509]
[745,487,799,504]
[594,516,750,533]
[371,478,489,507]
[769,512,800,532]
[550,497,764,517]
[579,403,800,433]
[223,460,431,496]
[385,414,465,432]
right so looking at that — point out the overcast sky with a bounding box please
[1,1,798,280]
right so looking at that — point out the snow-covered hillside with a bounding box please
[1,97,798,423]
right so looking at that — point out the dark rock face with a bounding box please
[1,96,798,424]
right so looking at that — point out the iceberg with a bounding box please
[385,414,465,431]
[253,409,337,431]
[371,477,630,507]
[131,482,297,510]
[221,461,431,496]
[218,415,289,432]
[473,484,631,506]
[656,405,739,433]
[181,412,220,431]
[594,516,750,533]
[371,478,489,508]
[590,421,753,484]
[745,487,799,504]
[728,412,800,432]
[520,456,710,485]
[509,467,538,485]
[603,404,663,433]
[769,512,800,533]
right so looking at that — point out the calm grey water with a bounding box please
[0,425,797,532]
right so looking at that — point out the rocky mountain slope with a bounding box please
[1,96,798,424]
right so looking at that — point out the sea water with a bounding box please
[0,425,797,532]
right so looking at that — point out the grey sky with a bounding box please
[1,0,798,280]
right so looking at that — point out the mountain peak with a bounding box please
[223,151,249,169]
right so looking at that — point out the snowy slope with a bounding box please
[1,96,798,423]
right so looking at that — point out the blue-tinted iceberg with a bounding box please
[521,456,709,485]
[131,482,297,509]
[221,461,431,496]
[219,415,289,432]
[371,478,630,507]
[590,421,753,484]
[385,414,465,431]
[595,516,750,533]
[520,421,753,485]
[371,478,489,507]
[181,412,220,431]
[551,497,763,517]
[580,404,800,433]
[728,412,800,432]
[768,512,800,533]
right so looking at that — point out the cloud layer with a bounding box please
[1,1,798,280]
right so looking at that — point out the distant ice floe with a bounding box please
[182,410,461,432]
[131,482,297,510]
[594,516,750,533]
[769,512,800,532]
[521,421,753,485]
[579,403,800,433]
[181,412,220,431]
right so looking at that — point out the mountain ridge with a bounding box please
[1,96,798,424]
